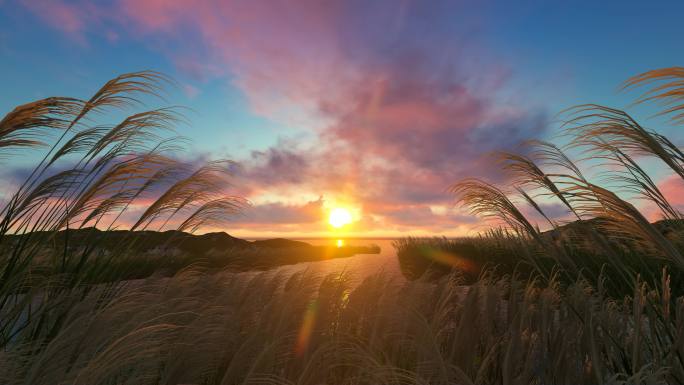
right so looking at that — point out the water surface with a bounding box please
[248,238,401,283]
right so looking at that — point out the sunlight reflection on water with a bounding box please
[245,238,402,283]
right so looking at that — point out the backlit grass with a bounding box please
[2,68,684,383]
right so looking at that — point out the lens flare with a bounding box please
[295,300,318,356]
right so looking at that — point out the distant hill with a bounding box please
[541,217,684,245]
[251,238,312,249]
[3,228,251,257]
[1,228,381,278]
[542,217,684,234]
[396,218,684,281]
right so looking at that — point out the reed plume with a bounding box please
[4,67,684,384]
[497,151,581,220]
[450,178,539,240]
[0,97,83,155]
[565,104,684,180]
[0,72,244,349]
[624,67,684,124]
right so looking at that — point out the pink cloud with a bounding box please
[660,175,684,207]
[182,84,200,99]
[234,198,324,225]
[635,175,684,223]
[118,0,352,107]
[17,0,549,234]
[21,0,85,35]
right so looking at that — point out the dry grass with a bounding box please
[2,267,682,384]
[0,72,245,350]
[2,67,684,383]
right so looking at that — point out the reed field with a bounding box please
[2,68,684,384]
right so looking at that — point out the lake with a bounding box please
[248,238,402,283]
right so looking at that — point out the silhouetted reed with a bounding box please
[3,68,684,383]
[0,72,245,349]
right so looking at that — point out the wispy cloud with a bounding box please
[16,0,554,235]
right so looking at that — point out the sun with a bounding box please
[328,207,353,228]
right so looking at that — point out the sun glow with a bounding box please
[328,208,353,228]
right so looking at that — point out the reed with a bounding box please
[2,67,684,383]
[0,72,245,349]
[0,266,681,384]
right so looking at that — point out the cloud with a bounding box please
[369,203,478,229]
[182,84,200,99]
[17,0,553,234]
[20,0,86,36]
[235,198,324,225]
[240,142,310,187]
[659,175,684,207]
[230,55,548,218]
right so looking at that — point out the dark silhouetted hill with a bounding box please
[1,228,381,279]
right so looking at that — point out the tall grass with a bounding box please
[1,266,682,384]
[2,68,684,383]
[0,72,245,349]
[441,68,684,294]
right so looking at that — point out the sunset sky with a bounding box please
[2,0,684,237]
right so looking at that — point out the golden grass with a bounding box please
[1,267,681,384]
[0,72,245,352]
[2,67,684,383]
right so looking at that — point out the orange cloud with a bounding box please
[16,0,549,236]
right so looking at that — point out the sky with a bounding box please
[2,0,684,238]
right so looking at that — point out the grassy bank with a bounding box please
[3,68,684,383]
[394,219,684,297]
[2,267,681,384]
